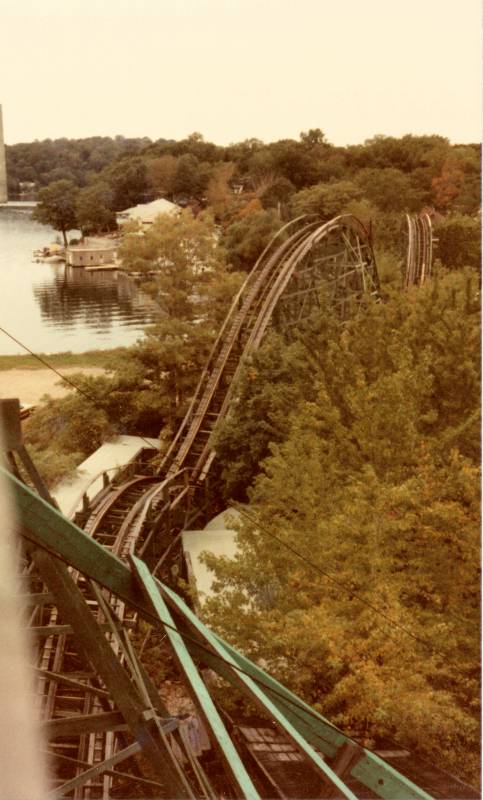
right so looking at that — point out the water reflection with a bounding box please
[32,265,156,332]
[0,207,159,354]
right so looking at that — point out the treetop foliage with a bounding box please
[17,127,481,785]
[204,268,480,783]
[9,130,480,243]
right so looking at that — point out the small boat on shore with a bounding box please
[33,244,66,262]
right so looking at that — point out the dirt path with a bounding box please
[0,368,107,405]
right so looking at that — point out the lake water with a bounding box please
[0,206,159,355]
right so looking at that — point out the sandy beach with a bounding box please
[0,367,107,405]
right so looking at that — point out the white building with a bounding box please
[116,198,180,229]
[66,237,118,268]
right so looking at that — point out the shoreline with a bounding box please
[0,366,110,406]
[0,348,126,406]
[0,347,126,372]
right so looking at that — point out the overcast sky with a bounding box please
[1,0,481,147]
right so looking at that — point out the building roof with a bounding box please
[116,198,180,225]
[67,237,117,252]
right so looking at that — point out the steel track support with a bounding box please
[7,470,436,800]
[131,554,261,800]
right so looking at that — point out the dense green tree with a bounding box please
[75,181,116,235]
[269,138,321,188]
[259,176,295,210]
[171,154,212,199]
[290,180,363,219]
[33,179,79,245]
[354,167,425,212]
[299,128,328,148]
[100,156,150,210]
[6,136,153,192]
[146,154,178,197]
[204,269,480,783]
[221,209,282,271]
[434,215,481,271]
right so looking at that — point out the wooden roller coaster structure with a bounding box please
[405,213,433,288]
[3,213,462,800]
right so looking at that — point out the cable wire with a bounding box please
[19,526,359,751]
[233,505,480,669]
[0,324,158,450]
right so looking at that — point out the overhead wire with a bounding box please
[19,524,362,752]
[19,506,479,792]
[3,323,477,670]
[0,324,158,450]
[233,505,480,668]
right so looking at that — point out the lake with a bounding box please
[0,206,158,355]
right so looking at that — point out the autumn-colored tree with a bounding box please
[205,162,236,221]
[146,155,178,198]
[434,215,481,271]
[204,268,481,784]
[431,147,481,213]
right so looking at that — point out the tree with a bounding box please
[205,162,236,221]
[434,215,481,271]
[75,181,116,235]
[118,210,244,431]
[299,128,327,148]
[203,269,481,784]
[146,155,178,198]
[171,154,211,199]
[354,167,424,212]
[290,180,363,219]
[33,180,79,246]
[101,156,150,210]
[431,148,481,214]
[259,177,295,210]
[221,209,282,271]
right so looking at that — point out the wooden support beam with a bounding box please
[46,747,168,794]
[44,710,179,741]
[19,591,55,606]
[33,667,110,699]
[6,471,434,800]
[49,742,141,799]
[30,622,126,638]
[44,710,126,740]
[29,547,193,800]
[30,624,74,638]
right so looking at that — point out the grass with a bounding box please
[0,347,128,371]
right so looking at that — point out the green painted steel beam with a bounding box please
[209,635,434,800]
[130,555,260,800]
[158,581,359,800]
[5,468,434,800]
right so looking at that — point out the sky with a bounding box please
[1,0,481,147]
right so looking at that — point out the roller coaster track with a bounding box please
[15,212,445,798]
[161,214,379,484]
[24,213,383,797]
[405,213,433,288]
